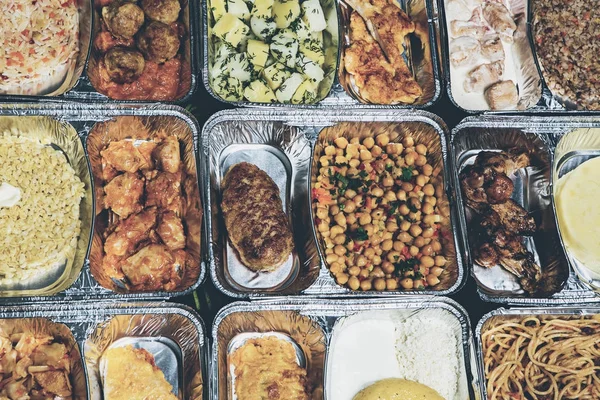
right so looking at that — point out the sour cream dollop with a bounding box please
[0,182,21,207]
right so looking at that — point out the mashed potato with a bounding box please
[354,378,444,400]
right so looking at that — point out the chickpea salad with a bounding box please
[312,132,450,292]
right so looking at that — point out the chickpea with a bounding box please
[336,273,349,285]
[376,134,390,147]
[346,240,355,251]
[399,204,410,215]
[333,235,346,245]
[423,214,441,225]
[363,224,375,236]
[353,194,364,206]
[422,227,434,238]
[393,241,405,252]
[409,224,423,237]
[399,220,411,231]
[387,278,399,290]
[422,202,434,215]
[435,255,447,266]
[372,187,384,197]
[364,247,375,259]
[421,244,433,256]
[334,137,348,149]
[350,137,360,144]
[368,209,381,220]
[387,143,402,155]
[401,182,414,192]
[316,207,328,220]
[319,155,330,166]
[372,255,382,265]
[382,261,395,274]
[360,279,372,291]
[348,276,360,290]
[384,190,397,201]
[360,150,372,161]
[382,176,394,187]
[363,137,375,149]
[420,255,435,268]
[409,245,419,257]
[331,225,344,237]
[382,231,393,240]
[400,278,414,289]
[402,136,414,147]
[348,266,360,276]
[334,212,346,226]
[432,240,442,252]
[396,190,407,201]
[343,200,356,213]
[398,232,412,243]
[381,239,393,251]
[414,236,426,247]
[431,266,444,277]
[371,146,382,157]
[318,222,329,233]
[330,262,342,274]
[415,155,427,167]
[330,205,340,216]
[345,189,357,199]
[346,213,357,225]
[415,144,427,155]
[387,251,401,262]
[422,164,433,176]
[426,274,440,286]
[409,211,422,221]
[349,159,360,168]
[405,152,416,166]
[373,278,386,291]
[326,253,338,264]
[413,279,424,289]
[423,183,435,196]
[386,221,399,232]
[415,174,426,187]
[359,213,372,225]
[424,196,437,206]
[334,245,346,256]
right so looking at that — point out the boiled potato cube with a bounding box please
[213,13,249,47]
[296,54,324,84]
[301,0,327,32]
[275,72,304,102]
[325,4,338,37]
[299,39,324,66]
[251,16,277,40]
[244,80,277,102]
[291,17,311,41]
[273,0,300,29]
[262,62,291,90]
[213,76,244,101]
[228,0,251,20]
[211,0,227,21]
[291,79,318,104]
[270,32,298,68]
[247,39,270,68]
[229,53,253,82]
[251,0,274,17]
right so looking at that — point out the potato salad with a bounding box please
[208,0,337,103]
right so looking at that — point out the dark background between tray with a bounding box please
[177,90,498,332]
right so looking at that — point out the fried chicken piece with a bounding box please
[485,80,519,110]
[157,211,186,250]
[344,12,422,104]
[104,207,158,257]
[104,172,144,218]
[464,61,504,92]
[153,136,181,173]
[120,244,181,290]
[489,199,536,235]
[33,370,72,397]
[145,171,182,214]
[101,140,154,174]
[482,1,516,43]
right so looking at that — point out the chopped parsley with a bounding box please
[339,203,345,211]
[401,166,414,182]
[352,227,369,241]
[394,258,419,275]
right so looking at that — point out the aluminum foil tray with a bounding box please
[202,108,466,298]
[474,306,600,400]
[0,103,205,302]
[437,0,600,113]
[451,115,600,305]
[211,297,479,400]
[0,0,198,103]
[0,301,206,399]
[202,0,441,108]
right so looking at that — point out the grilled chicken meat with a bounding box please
[343,0,422,104]
[221,162,294,272]
[461,148,543,294]
[103,172,144,218]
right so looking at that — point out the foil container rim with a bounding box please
[0,103,206,300]
[201,108,469,298]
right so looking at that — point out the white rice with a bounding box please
[0,0,79,94]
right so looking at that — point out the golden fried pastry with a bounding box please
[221,162,294,272]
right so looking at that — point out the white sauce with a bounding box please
[0,182,21,207]
[445,0,520,110]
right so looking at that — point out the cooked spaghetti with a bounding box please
[0,0,79,94]
[482,316,600,400]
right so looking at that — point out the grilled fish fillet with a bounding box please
[221,162,294,272]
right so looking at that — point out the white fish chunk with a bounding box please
[464,61,503,92]
[485,80,519,109]
[450,36,481,67]
[482,1,516,43]
[480,34,505,62]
